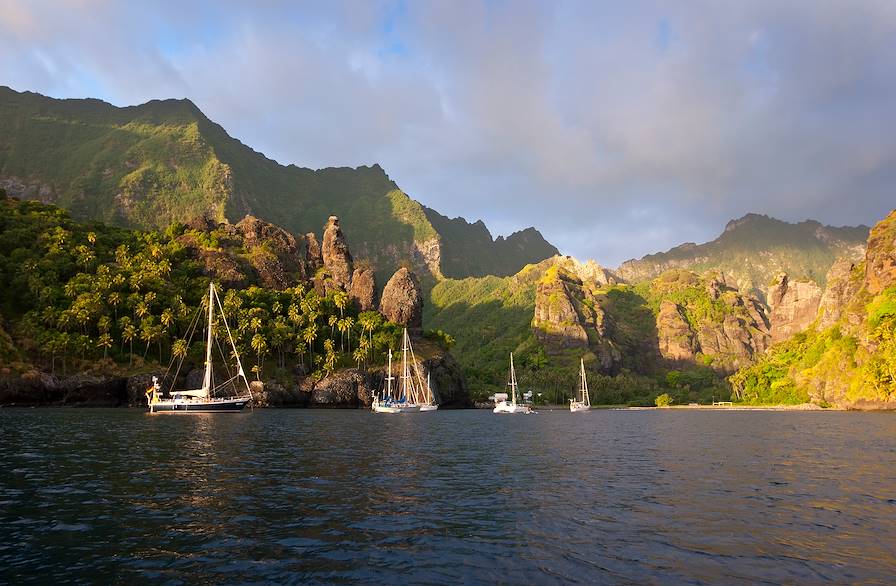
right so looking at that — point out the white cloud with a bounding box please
[0,0,893,264]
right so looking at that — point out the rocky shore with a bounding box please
[0,349,470,409]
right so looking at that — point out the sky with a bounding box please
[1,0,894,266]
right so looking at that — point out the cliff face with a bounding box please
[730,209,896,408]
[530,258,770,375]
[651,272,770,372]
[818,258,863,330]
[767,274,823,343]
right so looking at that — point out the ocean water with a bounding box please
[1,408,894,584]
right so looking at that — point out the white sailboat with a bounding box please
[493,353,534,414]
[419,372,438,412]
[371,328,438,413]
[147,282,252,413]
[570,358,591,412]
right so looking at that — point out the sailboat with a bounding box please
[570,358,591,412]
[371,328,438,413]
[146,283,252,413]
[493,353,533,414]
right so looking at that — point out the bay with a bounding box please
[1,408,894,584]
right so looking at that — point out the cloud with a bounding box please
[0,0,893,265]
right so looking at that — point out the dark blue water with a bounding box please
[1,409,894,584]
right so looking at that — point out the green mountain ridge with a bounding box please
[0,86,557,283]
[616,213,869,298]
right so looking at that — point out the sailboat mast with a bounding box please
[583,360,590,406]
[386,349,394,400]
[510,352,517,406]
[202,282,214,395]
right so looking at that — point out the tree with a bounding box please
[97,333,113,360]
[333,290,348,318]
[121,319,136,366]
[655,393,673,407]
[251,333,268,380]
[302,325,317,371]
[172,338,188,361]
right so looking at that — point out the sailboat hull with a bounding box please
[493,401,533,414]
[569,401,590,412]
[149,398,250,413]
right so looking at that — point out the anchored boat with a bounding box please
[371,328,438,413]
[146,282,252,413]
[493,353,534,414]
[570,358,591,412]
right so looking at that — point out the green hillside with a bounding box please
[0,86,556,282]
[425,258,733,405]
[617,213,869,298]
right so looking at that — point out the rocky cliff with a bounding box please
[730,208,896,408]
[531,261,770,374]
[767,274,823,343]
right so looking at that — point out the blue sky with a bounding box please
[1,0,894,265]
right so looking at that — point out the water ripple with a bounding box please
[0,409,895,583]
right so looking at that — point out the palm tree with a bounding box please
[120,319,136,366]
[302,325,317,371]
[97,333,113,360]
[251,333,268,380]
[333,290,348,318]
[108,291,122,320]
[172,338,189,361]
[323,338,337,376]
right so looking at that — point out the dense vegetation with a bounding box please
[0,194,409,382]
[0,86,556,282]
[730,286,896,405]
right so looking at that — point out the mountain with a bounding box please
[616,213,869,298]
[0,86,556,282]
[730,208,896,408]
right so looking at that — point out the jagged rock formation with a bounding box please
[234,215,304,287]
[303,233,323,275]
[349,268,376,312]
[657,300,696,360]
[321,216,354,290]
[767,274,823,342]
[380,268,423,329]
[176,215,306,289]
[530,260,770,375]
[531,263,625,371]
[652,271,770,372]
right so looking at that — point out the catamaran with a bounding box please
[371,328,438,413]
[146,282,252,413]
[570,358,591,412]
[493,353,533,414]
